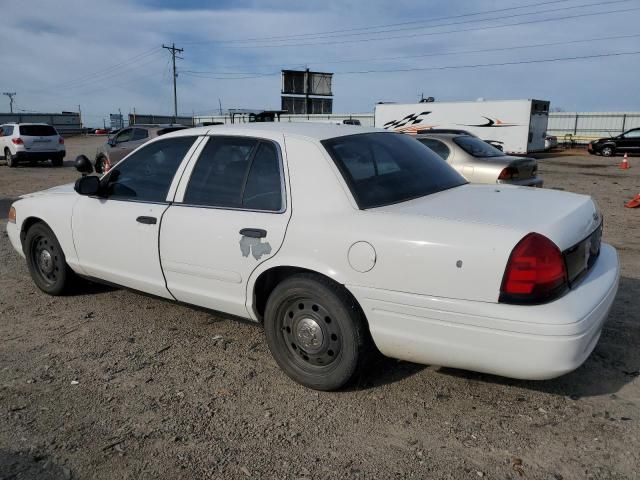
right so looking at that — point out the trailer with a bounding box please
[374,99,550,154]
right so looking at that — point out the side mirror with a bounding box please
[74,175,100,196]
[108,137,117,146]
[75,155,94,174]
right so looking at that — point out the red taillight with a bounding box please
[498,166,519,180]
[500,233,568,304]
[59,137,65,145]
[11,138,23,145]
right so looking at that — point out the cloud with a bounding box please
[0,0,638,125]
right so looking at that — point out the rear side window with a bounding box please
[19,125,57,136]
[453,136,504,158]
[105,137,196,202]
[1,125,13,136]
[322,133,466,209]
[418,138,451,160]
[132,128,149,141]
[183,137,283,211]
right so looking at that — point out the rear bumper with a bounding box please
[349,243,619,380]
[15,150,65,161]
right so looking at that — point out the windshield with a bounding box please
[453,136,504,158]
[322,133,466,209]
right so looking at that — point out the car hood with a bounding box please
[20,182,76,199]
[373,184,599,250]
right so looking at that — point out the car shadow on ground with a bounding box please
[436,276,639,399]
[0,449,70,480]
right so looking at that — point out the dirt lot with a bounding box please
[1,137,639,479]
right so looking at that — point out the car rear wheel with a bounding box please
[25,223,75,295]
[6,149,16,167]
[601,146,615,157]
[264,274,372,391]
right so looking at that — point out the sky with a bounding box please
[1,0,639,126]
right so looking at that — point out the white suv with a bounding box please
[0,123,66,167]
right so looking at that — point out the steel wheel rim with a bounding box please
[279,296,342,368]
[31,235,59,287]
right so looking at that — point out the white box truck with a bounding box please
[374,99,550,154]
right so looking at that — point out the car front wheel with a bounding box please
[601,146,615,157]
[264,274,372,391]
[25,223,75,295]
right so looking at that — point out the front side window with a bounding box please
[453,136,504,158]
[104,137,196,202]
[19,125,57,136]
[418,138,451,160]
[114,129,134,144]
[322,133,466,209]
[183,137,283,211]
[623,129,640,139]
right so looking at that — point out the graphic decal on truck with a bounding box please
[383,111,435,133]
[462,117,518,128]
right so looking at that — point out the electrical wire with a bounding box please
[226,4,640,48]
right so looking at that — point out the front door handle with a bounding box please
[136,216,157,225]
[240,228,267,238]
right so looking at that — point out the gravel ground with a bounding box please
[0,138,638,480]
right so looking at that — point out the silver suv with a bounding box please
[0,123,66,167]
[95,124,188,172]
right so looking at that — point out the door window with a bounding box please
[104,137,197,202]
[623,129,640,138]
[183,137,284,211]
[114,128,134,144]
[419,138,451,160]
[132,128,149,141]
[3,125,14,136]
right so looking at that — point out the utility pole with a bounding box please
[3,92,16,113]
[162,43,184,118]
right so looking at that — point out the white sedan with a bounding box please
[6,124,620,390]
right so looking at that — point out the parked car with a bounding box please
[0,123,66,167]
[7,124,618,390]
[415,132,543,187]
[95,124,188,172]
[545,135,558,150]
[588,128,640,156]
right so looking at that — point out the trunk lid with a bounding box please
[375,184,600,251]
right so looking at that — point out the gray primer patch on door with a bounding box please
[240,236,272,260]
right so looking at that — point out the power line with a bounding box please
[227,3,640,48]
[225,0,631,46]
[184,0,576,45]
[179,49,640,80]
[163,43,184,117]
[181,32,640,75]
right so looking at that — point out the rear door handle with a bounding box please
[136,216,157,225]
[239,228,267,238]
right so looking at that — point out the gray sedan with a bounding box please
[415,133,543,187]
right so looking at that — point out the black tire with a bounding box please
[601,146,615,157]
[264,273,372,391]
[52,155,64,167]
[6,149,17,167]
[24,223,75,295]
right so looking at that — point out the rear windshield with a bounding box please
[322,133,466,209]
[19,125,57,136]
[157,126,188,136]
[453,136,504,158]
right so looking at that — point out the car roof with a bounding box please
[1,122,52,126]
[414,132,468,139]
[162,122,384,141]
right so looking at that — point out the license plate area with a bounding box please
[564,221,603,286]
